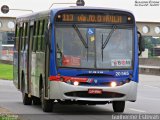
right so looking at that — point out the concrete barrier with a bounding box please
[0,60,13,65]
[139,58,160,76]
[139,58,160,66]
[139,65,160,76]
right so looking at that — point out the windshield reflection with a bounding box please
[55,25,133,69]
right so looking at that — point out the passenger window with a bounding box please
[21,23,27,51]
[41,19,47,52]
[32,21,37,52]
[37,21,41,51]
[19,26,23,51]
[24,22,28,51]
[15,24,19,51]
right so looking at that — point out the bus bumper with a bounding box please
[49,81,137,102]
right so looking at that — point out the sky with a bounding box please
[0,0,160,22]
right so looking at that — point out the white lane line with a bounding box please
[144,85,160,89]
[129,108,146,113]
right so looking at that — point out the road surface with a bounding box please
[0,74,160,120]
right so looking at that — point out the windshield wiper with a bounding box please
[101,34,104,61]
[102,25,117,50]
[72,24,88,49]
[101,25,117,61]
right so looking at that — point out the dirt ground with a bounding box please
[0,107,12,114]
[0,107,20,119]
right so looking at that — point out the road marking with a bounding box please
[144,85,160,89]
[129,108,146,113]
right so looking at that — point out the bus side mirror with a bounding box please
[137,31,145,56]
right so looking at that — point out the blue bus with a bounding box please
[13,6,144,112]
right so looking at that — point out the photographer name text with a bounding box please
[135,0,160,6]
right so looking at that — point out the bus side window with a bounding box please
[15,24,19,51]
[24,22,29,50]
[19,24,23,51]
[21,23,25,51]
[34,21,39,52]
[24,22,28,51]
[37,20,43,51]
[41,19,47,52]
[40,20,44,51]
[32,21,37,52]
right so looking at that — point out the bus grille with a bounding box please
[64,91,125,98]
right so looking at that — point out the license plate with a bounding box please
[88,89,102,94]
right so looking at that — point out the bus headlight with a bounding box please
[73,81,79,86]
[110,81,117,87]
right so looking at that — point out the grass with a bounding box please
[0,63,13,80]
[0,115,19,120]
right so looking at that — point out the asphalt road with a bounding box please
[0,74,160,120]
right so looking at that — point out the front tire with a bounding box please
[112,101,125,113]
[41,88,53,112]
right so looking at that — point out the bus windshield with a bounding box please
[55,25,133,69]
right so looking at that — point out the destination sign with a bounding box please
[55,12,133,24]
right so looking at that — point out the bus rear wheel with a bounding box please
[40,88,53,112]
[112,101,125,113]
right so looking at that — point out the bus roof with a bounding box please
[16,6,135,22]
[51,6,134,15]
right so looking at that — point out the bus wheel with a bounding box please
[22,93,32,105]
[32,97,41,105]
[112,101,125,113]
[40,88,53,112]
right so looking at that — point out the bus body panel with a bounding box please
[20,50,27,91]
[13,51,19,88]
[133,26,139,83]
[30,52,45,97]
[49,13,57,76]
[49,81,137,101]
